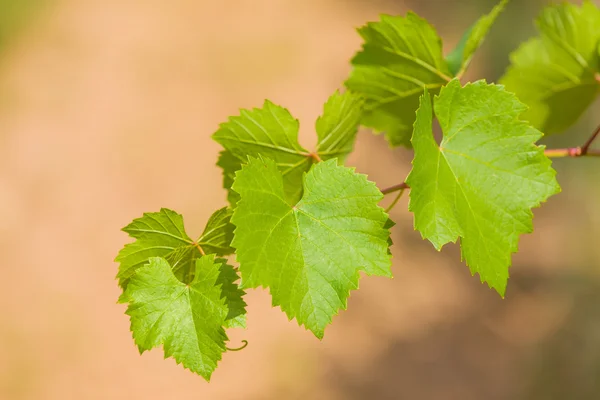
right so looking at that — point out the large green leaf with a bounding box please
[231,157,392,338]
[214,91,364,203]
[446,0,509,76]
[500,1,600,134]
[346,2,511,147]
[123,256,228,381]
[345,12,452,147]
[406,80,560,296]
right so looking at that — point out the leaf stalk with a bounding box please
[544,123,600,158]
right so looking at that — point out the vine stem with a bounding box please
[380,124,600,198]
[581,123,600,155]
[544,148,600,158]
[309,153,323,162]
[385,188,406,212]
[381,182,410,195]
[544,123,600,158]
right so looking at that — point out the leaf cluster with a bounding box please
[115,0,600,380]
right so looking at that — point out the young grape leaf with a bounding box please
[345,12,452,147]
[406,80,560,296]
[446,0,509,76]
[347,3,509,148]
[115,207,234,288]
[214,91,364,203]
[199,207,235,256]
[500,1,600,134]
[218,260,247,329]
[116,208,194,287]
[212,100,313,203]
[384,218,395,255]
[217,150,242,207]
[315,91,364,163]
[123,256,228,381]
[231,157,392,338]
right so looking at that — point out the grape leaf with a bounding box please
[218,260,247,329]
[500,1,600,134]
[212,100,313,203]
[384,218,395,255]
[316,91,364,163]
[115,207,234,288]
[217,150,242,207]
[231,157,392,338]
[116,208,246,328]
[406,80,560,296]
[123,256,228,381]
[199,207,235,256]
[446,0,509,76]
[116,208,194,288]
[214,91,364,203]
[345,12,452,147]
[346,2,508,148]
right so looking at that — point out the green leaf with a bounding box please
[446,0,509,76]
[217,260,247,329]
[384,218,395,255]
[217,150,242,207]
[500,1,600,134]
[124,256,228,381]
[345,12,452,147]
[406,80,560,296]
[214,91,364,204]
[0,0,43,51]
[316,91,364,163]
[198,207,235,256]
[212,100,314,203]
[115,207,235,288]
[116,208,194,288]
[231,157,392,338]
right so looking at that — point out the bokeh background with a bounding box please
[1,0,599,399]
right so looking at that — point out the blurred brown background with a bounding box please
[0,0,599,399]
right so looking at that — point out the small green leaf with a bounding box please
[231,157,392,338]
[217,260,247,329]
[116,208,194,288]
[116,207,235,288]
[345,12,452,147]
[212,101,313,203]
[406,80,560,296]
[198,207,235,256]
[214,91,364,203]
[124,256,228,381]
[500,1,600,134]
[217,150,242,207]
[446,0,509,76]
[384,218,395,255]
[316,91,364,163]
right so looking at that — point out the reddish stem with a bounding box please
[381,125,600,195]
[381,182,410,195]
[581,124,600,155]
